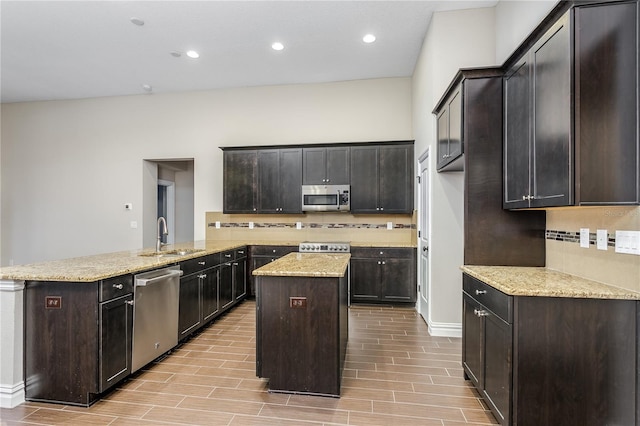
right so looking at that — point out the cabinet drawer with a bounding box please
[351,247,415,259]
[235,247,247,259]
[100,275,133,301]
[250,245,298,257]
[220,250,235,263]
[463,274,512,323]
[181,254,219,276]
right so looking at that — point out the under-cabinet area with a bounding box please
[461,267,640,426]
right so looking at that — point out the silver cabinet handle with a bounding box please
[232,262,238,266]
[224,254,232,258]
[198,261,206,266]
[474,309,489,317]
[475,290,487,295]
[198,274,207,279]
[238,250,245,255]
[113,283,123,290]
[126,300,134,306]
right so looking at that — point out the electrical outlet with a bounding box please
[596,229,608,251]
[387,222,393,230]
[215,221,221,229]
[249,222,254,229]
[580,228,590,248]
[296,221,302,230]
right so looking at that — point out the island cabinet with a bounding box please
[302,146,350,185]
[504,0,639,209]
[223,149,257,213]
[257,148,302,213]
[435,82,463,171]
[350,247,416,303]
[25,274,133,406]
[462,272,639,425]
[248,245,298,297]
[349,143,414,214]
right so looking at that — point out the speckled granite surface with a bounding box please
[0,241,246,282]
[461,265,640,300]
[252,252,350,277]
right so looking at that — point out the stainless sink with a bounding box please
[138,248,205,257]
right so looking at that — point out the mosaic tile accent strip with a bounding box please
[207,222,416,230]
[546,230,616,247]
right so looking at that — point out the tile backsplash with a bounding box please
[206,211,417,246]
[545,206,640,292]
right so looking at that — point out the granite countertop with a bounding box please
[0,241,247,282]
[252,252,351,278]
[461,265,640,300]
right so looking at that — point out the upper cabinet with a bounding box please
[223,150,258,213]
[504,1,639,209]
[435,83,463,171]
[504,11,572,209]
[302,146,350,185]
[574,0,638,204]
[350,143,414,214]
[257,148,302,214]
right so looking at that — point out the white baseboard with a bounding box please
[428,321,462,338]
[0,381,25,408]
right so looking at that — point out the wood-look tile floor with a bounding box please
[1,300,497,425]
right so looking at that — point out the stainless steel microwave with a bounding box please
[301,185,350,212]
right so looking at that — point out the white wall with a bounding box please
[412,7,496,330]
[495,0,559,63]
[1,78,412,265]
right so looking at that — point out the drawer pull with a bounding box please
[474,309,489,317]
[238,250,245,254]
[198,261,206,266]
[225,254,232,258]
[113,284,123,290]
[475,289,487,295]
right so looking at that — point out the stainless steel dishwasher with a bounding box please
[131,265,183,373]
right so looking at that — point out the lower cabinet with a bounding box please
[233,248,248,301]
[350,247,416,303]
[463,273,638,425]
[25,274,134,406]
[248,245,298,297]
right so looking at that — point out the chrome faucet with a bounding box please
[157,216,168,252]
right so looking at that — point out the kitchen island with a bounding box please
[253,252,350,397]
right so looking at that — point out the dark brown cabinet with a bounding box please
[575,0,639,204]
[302,146,350,185]
[233,248,247,301]
[463,273,639,425]
[350,247,416,303]
[504,11,572,209]
[435,83,463,171]
[350,143,414,214]
[248,245,298,297]
[25,274,134,406]
[223,150,257,213]
[258,148,302,213]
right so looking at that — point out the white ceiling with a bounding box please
[1,0,497,104]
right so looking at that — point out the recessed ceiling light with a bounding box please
[363,34,376,43]
[186,50,200,59]
[130,17,145,26]
[271,42,284,51]
[170,51,182,58]
[142,84,152,92]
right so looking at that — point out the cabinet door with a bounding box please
[531,11,572,207]
[233,259,247,301]
[219,262,234,311]
[379,145,413,214]
[504,58,532,209]
[483,311,512,425]
[447,88,463,163]
[257,150,280,213]
[178,274,201,340]
[302,147,327,184]
[575,1,639,204]
[325,146,350,184]
[223,150,257,213]
[350,258,381,301]
[380,257,416,302]
[350,146,379,213]
[201,269,219,322]
[100,293,133,392]
[436,106,450,170]
[462,293,483,388]
[279,148,302,213]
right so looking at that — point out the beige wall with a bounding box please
[546,206,640,292]
[0,78,412,266]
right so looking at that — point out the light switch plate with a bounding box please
[130,221,138,229]
[249,221,254,230]
[596,229,608,251]
[615,230,640,255]
[580,228,590,248]
[387,222,393,230]
[296,222,302,230]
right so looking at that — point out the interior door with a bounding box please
[417,151,429,323]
